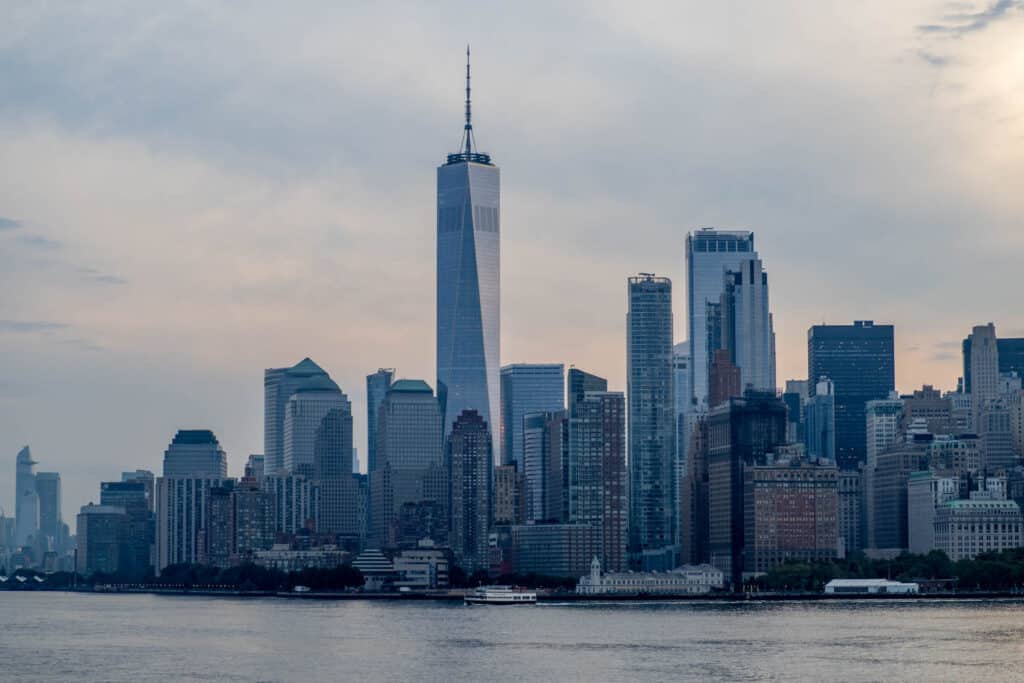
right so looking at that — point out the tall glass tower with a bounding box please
[437,47,500,459]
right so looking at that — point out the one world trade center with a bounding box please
[437,47,501,461]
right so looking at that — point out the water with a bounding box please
[3,594,1024,682]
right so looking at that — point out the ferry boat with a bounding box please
[464,586,537,605]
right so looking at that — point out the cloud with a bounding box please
[0,320,69,333]
[918,0,1024,36]
[77,266,127,285]
[16,233,62,250]
[56,337,104,352]
[916,50,951,67]
[0,217,20,230]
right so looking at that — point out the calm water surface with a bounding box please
[3,593,1024,682]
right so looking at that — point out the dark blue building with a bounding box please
[807,321,895,470]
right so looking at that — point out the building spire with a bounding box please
[463,44,474,155]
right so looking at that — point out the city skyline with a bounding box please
[4,2,1024,518]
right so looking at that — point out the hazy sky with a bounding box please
[2,1,1023,518]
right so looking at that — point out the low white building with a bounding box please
[576,557,724,595]
[393,541,449,590]
[824,579,919,594]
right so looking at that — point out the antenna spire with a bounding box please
[464,44,473,155]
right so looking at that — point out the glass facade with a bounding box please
[437,159,500,462]
[685,230,756,410]
[808,321,895,470]
[500,363,565,468]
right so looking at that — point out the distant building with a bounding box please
[870,435,930,553]
[567,391,628,572]
[365,368,395,475]
[864,396,904,549]
[262,474,312,537]
[681,416,709,565]
[371,379,444,548]
[805,377,836,463]
[824,578,918,594]
[837,469,863,554]
[522,411,567,523]
[264,358,334,475]
[76,503,128,575]
[627,273,677,571]
[492,464,523,526]
[977,405,1017,471]
[746,458,839,575]
[121,470,155,512]
[935,497,1023,561]
[162,430,228,478]
[34,472,62,550]
[718,257,776,395]
[155,476,234,572]
[963,335,1024,394]
[100,480,154,578]
[808,321,895,470]
[708,348,742,408]
[14,446,38,548]
[903,386,952,435]
[511,523,598,578]
[253,544,350,573]
[907,470,960,555]
[246,455,265,482]
[968,324,1000,427]
[234,475,276,560]
[448,410,492,572]
[500,364,565,468]
[393,540,450,590]
[576,557,723,595]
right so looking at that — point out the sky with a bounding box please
[2,1,1023,519]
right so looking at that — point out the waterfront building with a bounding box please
[935,497,1023,561]
[436,49,500,461]
[14,446,38,548]
[371,380,444,547]
[448,410,492,572]
[253,544,351,573]
[34,472,62,551]
[492,463,523,526]
[162,430,228,478]
[76,503,128,575]
[805,377,836,463]
[522,410,567,523]
[393,540,450,590]
[155,476,234,572]
[100,480,154,577]
[685,229,757,410]
[718,258,776,394]
[627,273,677,571]
[808,321,895,470]
[264,358,333,475]
[500,364,564,468]
[351,548,398,590]
[706,392,787,589]
[576,557,724,595]
[746,458,839,575]
[366,368,395,475]
[510,522,598,578]
[567,391,628,572]
[824,578,919,594]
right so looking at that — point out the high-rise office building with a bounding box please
[500,364,565,468]
[121,470,155,512]
[448,410,492,572]
[808,321,895,470]
[685,229,757,410]
[522,411,568,523]
[568,391,628,572]
[719,258,776,394]
[681,416,709,565]
[264,358,333,475]
[864,396,904,549]
[706,392,787,590]
[903,385,952,435]
[282,378,350,478]
[969,323,1000,427]
[805,377,836,462]
[34,472,61,549]
[305,391,360,540]
[234,474,275,560]
[708,348,742,408]
[162,430,228,478]
[262,474,312,536]
[674,342,695,463]
[436,49,500,461]
[204,484,236,568]
[155,476,234,571]
[963,334,1024,394]
[627,274,677,570]
[14,446,38,547]
[492,464,523,526]
[100,480,154,578]
[366,368,395,475]
[371,380,444,547]
[76,503,128,575]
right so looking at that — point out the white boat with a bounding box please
[464,586,537,605]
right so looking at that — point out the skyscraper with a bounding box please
[447,409,492,572]
[282,379,351,478]
[14,446,38,547]
[366,368,395,475]
[568,390,628,572]
[969,323,999,427]
[627,274,677,570]
[162,430,228,478]
[500,364,565,467]
[371,380,444,547]
[264,358,333,475]
[805,377,836,462]
[719,258,776,393]
[963,334,1024,394]
[34,472,62,548]
[808,321,895,470]
[155,476,234,571]
[522,410,567,523]
[437,48,500,460]
[685,229,757,410]
[100,480,154,578]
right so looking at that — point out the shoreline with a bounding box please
[6,588,1024,603]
